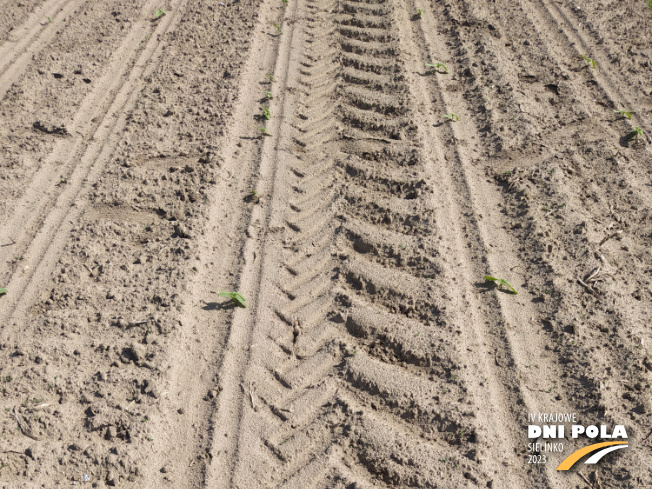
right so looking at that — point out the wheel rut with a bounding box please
[0,1,270,487]
[218,0,546,487]
[0,0,190,326]
[0,0,91,98]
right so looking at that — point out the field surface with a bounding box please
[0,0,651,487]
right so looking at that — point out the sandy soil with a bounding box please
[0,0,650,487]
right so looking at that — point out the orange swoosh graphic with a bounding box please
[557,441,628,471]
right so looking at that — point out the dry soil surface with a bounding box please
[0,0,651,488]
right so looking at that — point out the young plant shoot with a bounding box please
[219,291,247,308]
[484,275,518,295]
[426,62,449,74]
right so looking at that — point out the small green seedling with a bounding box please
[282,0,288,3]
[425,62,449,74]
[155,8,166,19]
[265,90,273,100]
[416,8,424,18]
[0,288,7,296]
[625,126,644,142]
[273,23,283,34]
[261,106,271,120]
[580,55,596,69]
[484,275,518,295]
[613,109,636,119]
[219,291,247,308]
[258,127,272,137]
[266,73,277,83]
[246,189,260,204]
[45,16,54,23]
[444,113,459,122]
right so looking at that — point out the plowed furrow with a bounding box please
[486,0,648,151]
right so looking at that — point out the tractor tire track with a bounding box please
[0,1,268,486]
[422,0,652,485]
[0,0,66,45]
[531,0,651,132]
[0,0,165,285]
[0,0,89,98]
[0,0,189,329]
[506,0,650,146]
[397,0,572,485]
[138,0,291,485]
[218,0,547,486]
